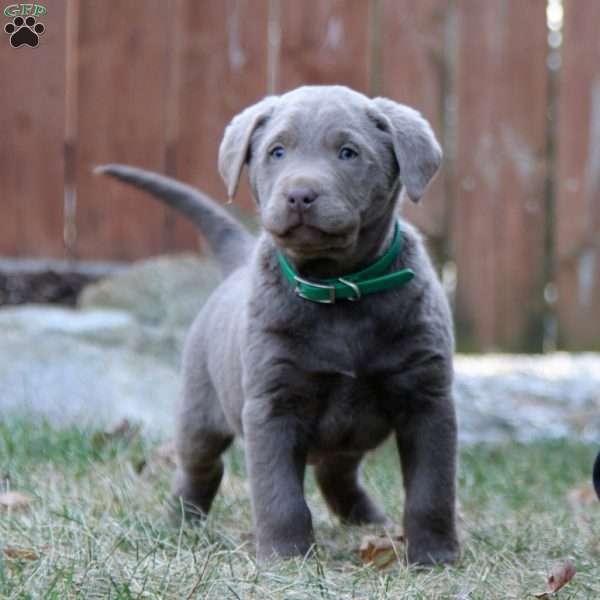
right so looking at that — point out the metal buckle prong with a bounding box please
[338,277,362,301]
[294,275,336,304]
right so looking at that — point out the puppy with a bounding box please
[98,85,459,565]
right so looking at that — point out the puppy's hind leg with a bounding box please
[316,454,388,525]
[172,363,233,520]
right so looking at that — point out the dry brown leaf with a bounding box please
[0,491,32,510]
[533,558,576,598]
[3,546,40,561]
[358,528,404,569]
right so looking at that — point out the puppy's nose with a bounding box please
[287,187,318,209]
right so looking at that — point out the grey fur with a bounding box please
[97,85,458,566]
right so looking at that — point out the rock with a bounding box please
[79,253,220,330]
[0,305,139,346]
[0,327,177,436]
[454,353,600,444]
[1,253,600,444]
[77,253,222,363]
[0,253,223,435]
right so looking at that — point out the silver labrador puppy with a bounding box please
[98,85,458,565]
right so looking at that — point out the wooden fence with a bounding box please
[1,0,599,352]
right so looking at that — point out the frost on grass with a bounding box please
[1,421,599,599]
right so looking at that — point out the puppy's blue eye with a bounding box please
[269,145,286,160]
[338,146,358,160]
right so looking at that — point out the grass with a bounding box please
[1,417,599,599]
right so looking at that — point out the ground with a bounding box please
[1,418,598,599]
[1,259,599,597]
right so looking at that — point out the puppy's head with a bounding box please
[218,86,441,264]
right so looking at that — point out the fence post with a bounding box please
[74,0,171,260]
[276,0,371,94]
[165,0,270,245]
[452,0,548,351]
[380,0,451,268]
[0,2,67,258]
[555,0,600,350]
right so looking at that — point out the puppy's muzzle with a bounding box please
[287,186,319,211]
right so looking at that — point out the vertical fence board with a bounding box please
[555,0,600,349]
[277,0,370,94]
[166,0,269,236]
[0,1,66,257]
[74,0,170,259]
[453,0,548,351]
[380,0,449,265]
[4,0,600,355]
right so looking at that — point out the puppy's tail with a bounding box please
[95,164,254,275]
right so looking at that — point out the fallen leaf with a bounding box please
[358,528,404,569]
[533,558,576,598]
[0,491,32,510]
[3,546,40,561]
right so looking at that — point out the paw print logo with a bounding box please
[4,16,45,48]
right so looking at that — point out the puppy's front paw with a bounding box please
[254,498,315,561]
[407,540,459,566]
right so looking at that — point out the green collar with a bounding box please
[276,221,415,304]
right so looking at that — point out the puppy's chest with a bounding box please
[306,374,395,454]
[274,310,411,453]
[284,304,406,375]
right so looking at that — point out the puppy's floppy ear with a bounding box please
[370,98,442,203]
[218,96,278,201]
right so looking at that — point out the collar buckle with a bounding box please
[337,277,362,301]
[294,275,336,304]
